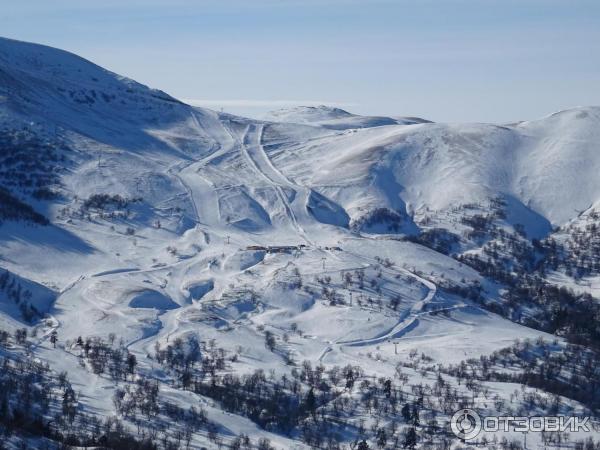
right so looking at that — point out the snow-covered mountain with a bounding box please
[1,37,599,449]
[263,104,429,130]
[261,105,600,237]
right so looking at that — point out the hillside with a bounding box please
[263,104,430,130]
[0,37,599,449]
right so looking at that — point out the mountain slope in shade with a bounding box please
[0,36,232,160]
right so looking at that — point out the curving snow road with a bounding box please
[317,250,438,362]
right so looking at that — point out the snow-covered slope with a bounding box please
[1,37,600,449]
[262,107,600,233]
[513,107,600,224]
[263,105,429,130]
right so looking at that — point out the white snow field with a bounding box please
[262,105,430,130]
[1,37,599,449]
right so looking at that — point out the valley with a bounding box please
[0,37,599,450]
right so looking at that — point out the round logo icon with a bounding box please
[450,409,482,440]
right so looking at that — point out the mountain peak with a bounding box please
[263,104,428,130]
[263,105,354,123]
[0,36,185,135]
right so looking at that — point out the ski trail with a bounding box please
[189,172,220,228]
[250,124,315,229]
[240,124,313,244]
[169,161,200,223]
[318,249,438,362]
[245,132,301,230]
[244,124,295,188]
[174,158,222,229]
[169,113,241,228]
[30,275,84,352]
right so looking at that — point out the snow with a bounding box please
[1,36,599,448]
[263,105,430,130]
[128,289,179,310]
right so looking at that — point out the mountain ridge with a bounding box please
[1,37,600,449]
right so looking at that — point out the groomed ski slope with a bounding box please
[1,37,600,448]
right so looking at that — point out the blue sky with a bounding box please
[2,0,599,122]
